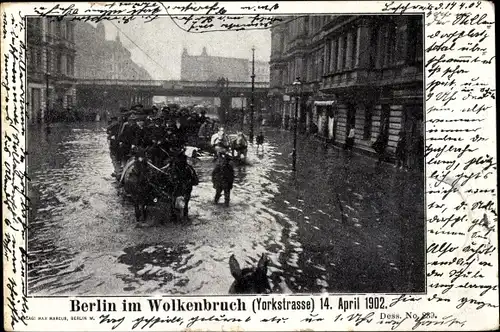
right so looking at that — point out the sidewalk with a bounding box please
[277,126,423,173]
[255,126,426,293]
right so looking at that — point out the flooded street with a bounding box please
[28,123,425,296]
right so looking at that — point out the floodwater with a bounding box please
[28,122,425,296]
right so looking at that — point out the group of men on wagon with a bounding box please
[106,103,254,208]
[107,103,216,170]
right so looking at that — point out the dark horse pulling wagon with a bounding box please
[119,148,198,223]
[107,104,205,223]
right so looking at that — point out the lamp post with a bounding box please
[250,46,255,143]
[45,72,50,124]
[292,77,302,172]
[240,93,245,131]
[103,90,108,121]
[259,98,263,127]
[45,49,50,124]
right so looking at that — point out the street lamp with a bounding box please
[250,46,256,143]
[45,49,50,124]
[240,93,245,131]
[292,77,302,172]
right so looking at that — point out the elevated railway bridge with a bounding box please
[76,79,270,119]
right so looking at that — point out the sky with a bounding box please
[99,18,271,80]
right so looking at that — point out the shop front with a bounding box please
[313,100,338,142]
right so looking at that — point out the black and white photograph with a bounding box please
[26,14,425,296]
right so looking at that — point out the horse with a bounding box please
[228,254,271,294]
[229,133,248,161]
[147,139,173,168]
[120,148,154,223]
[210,130,231,161]
[158,153,199,222]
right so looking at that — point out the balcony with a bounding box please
[27,70,45,83]
[53,38,76,51]
[283,81,317,96]
[320,61,423,93]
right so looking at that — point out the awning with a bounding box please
[314,101,337,106]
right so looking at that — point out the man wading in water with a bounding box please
[211,154,234,207]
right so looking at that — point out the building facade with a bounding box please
[74,22,151,80]
[254,60,270,82]
[27,17,77,124]
[269,15,423,159]
[181,47,269,82]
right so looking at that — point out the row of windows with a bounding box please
[272,16,339,56]
[270,17,423,87]
[28,47,75,76]
[308,16,334,35]
[28,18,75,43]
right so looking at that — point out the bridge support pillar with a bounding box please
[219,95,231,124]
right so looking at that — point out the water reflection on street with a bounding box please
[28,123,424,295]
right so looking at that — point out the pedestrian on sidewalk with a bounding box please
[212,154,235,207]
[395,131,408,170]
[256,131,265,154]
[344,127,355,157]
[372,133,388,166]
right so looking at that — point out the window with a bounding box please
[63,21,67,39]
[337,36,347,70]
[345,34,351,69]
[35,48,42,68]
[305,56,310,81]
[407,16,423,63]
[351,29,358,67]
[62,54,68,75]
[314,51,319,80]
[383,22,397,66]
[345,32,353,69]
[67,55,73,76]
[29,48,35,67]
[368,27,379,68]
[324,40,330,74]
[319,49,324,77]
[330,39,336,72]
[50,19,57,37]
[67,22,74,41]
[29,18,42,35]
[46,49,52,73]
[56,52,62,73]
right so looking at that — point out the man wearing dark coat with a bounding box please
[395,131,408,170]
[146,116,167,166]
[372,133,388,166]
[107,116,121,156]
[118,114,145,162]
[211,154,235,207]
